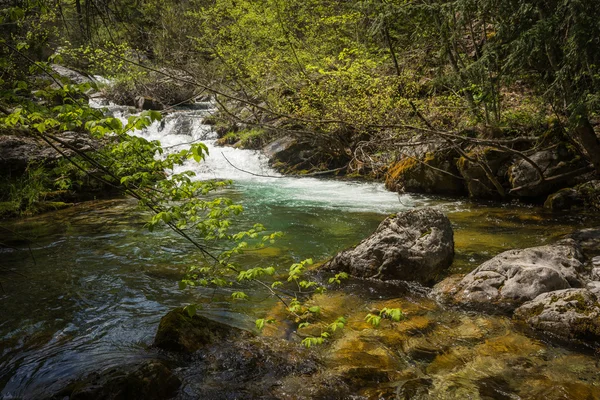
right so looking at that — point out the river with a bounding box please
[1,105,599,399]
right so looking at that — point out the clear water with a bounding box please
[1,107,599,399]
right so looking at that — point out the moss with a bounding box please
[516,303,546,320]
[571,319,600,340]
[384,158,419,191]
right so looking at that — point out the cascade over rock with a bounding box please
[323,208,454,285]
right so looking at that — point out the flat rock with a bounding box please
[323,208,454,285]
[433,241,587,312]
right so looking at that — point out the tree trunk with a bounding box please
[574,116,600,176]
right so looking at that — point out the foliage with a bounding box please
[365,307,405,328]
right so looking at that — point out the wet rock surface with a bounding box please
[433,241,587,312]
[154,307,251,353]
[50,360,181,400]
[323,208,454,284]
[175,336,335,400]
[514,288,600,345]
[262,136,314,172]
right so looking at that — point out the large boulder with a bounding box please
[457,148,512,199]
[322,208,454,285]
[0,131,96,174]
[433,241,588,313]
[154,307,251,353]
[544,180,600,212]
[51,64,95,86]
[385,150,465,196]
[262,136,314,172]
[514,288,600,346]
[509,147,588,199]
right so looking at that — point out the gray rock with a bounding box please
[51,64,94,85]
[514,288,600,344]
[385,149,465,196]
[323,208,454,285]
[136,96,164,110]
[544,180,600,212]
[509,148,587,198]
[457,148,512,199]
[587,281,600,297]
[434,241,587,312]
[0,132,97,174]
[262,136,313,171]
[565,226,600,260]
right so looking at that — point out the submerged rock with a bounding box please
[55,360,180,400]
[433,241,587,313]
[177,336,329,399]
[323,208,454,285]
[514,288,600,346]
[154,307,251,353]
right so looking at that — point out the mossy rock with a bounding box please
[153,307,251,353]
[456,148,512,199]
[385,150,465,196]
[544,180,600,212]
[514,288,600,346]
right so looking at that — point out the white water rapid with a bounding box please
[114,105,418,214]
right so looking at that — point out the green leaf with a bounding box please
[184,304,197,317]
